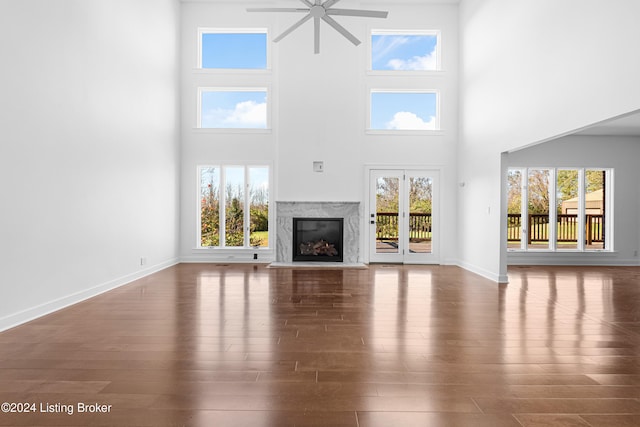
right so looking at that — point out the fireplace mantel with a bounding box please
[275,201,360,265]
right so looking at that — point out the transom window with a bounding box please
[507,167,613,252]
[369,90,439,131]
[198,88,269,129]
[371,30,440,71]
[199,165,270,248]
[198,29,268,69]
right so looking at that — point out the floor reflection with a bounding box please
[4,263,640,426]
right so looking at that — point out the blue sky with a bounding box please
[199,32,438,130]
[201,166,269,201]
[371,34,438,71]
[371,92,437,130]
[201,32,267,69]
[201,90,267,129]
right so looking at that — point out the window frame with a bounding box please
[367,89,441,135]
[368,29,442,75]
[197,164,271,250]
[197,27,270,71]
[197,87,271,132]
[507,167,614,253]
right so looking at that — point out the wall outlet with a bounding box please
[253,253,258,260]
[140,257,147,266]
[634,250,638,257]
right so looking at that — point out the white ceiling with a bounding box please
[180,0,639,137]
[182,0,460,3]
[574,112,640,137]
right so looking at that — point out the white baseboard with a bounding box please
[455,259,509,283]
[0,258,179,333]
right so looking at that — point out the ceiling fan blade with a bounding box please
[314,17,320,54]
[247,8,308,13]
[273,13,313,43]
[323,0,341,8]
[321,15,361,46]
[326,9,389,19]
[300,0,314,7]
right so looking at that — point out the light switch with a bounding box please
[313,161,324,172]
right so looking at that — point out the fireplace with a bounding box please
[292,218,344,262]
[275,202,359,265]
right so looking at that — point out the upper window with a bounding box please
[198,88,268,129]
[370,90,439,131]
[371,30,440,71]
[199,29,268,69]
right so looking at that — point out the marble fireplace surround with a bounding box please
[274,201,361,265]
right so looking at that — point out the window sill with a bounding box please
[193,128,272,135]
[192,68,272,75]
[366,129,444,136]
[366,70,446,77]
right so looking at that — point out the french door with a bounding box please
[369,169,439,264]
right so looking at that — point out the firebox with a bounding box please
[292,218,344,262]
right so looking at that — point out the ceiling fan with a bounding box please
[247,0,389,54]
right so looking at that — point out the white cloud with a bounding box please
[387,50,437,71]
[223,100,267,127]
[386,111,436,130]
[372,36,411,63]
[203,100,267,128]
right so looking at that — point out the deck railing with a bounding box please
[376,212,432,241]
[507,213,604,244]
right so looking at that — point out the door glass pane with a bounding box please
[507,169,522,249]
[585,170,605,250]
[556,170,579,250]
[528,169,550,249]
[224,166,245,247]
[249,167,269,248]
[376,177,399,254]
[409,176,432,254]
[200,167,220,247]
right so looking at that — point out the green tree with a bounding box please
[201,180,219,246]
[225,197,244,246]
[410,177,432,213]
[527,170,550,214]
[507,170,522,214]
[556,170,578,214]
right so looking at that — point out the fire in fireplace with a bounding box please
[292,218,344,262]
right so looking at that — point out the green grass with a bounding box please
[250,231,269,247]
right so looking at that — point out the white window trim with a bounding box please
[197,86,271,131]
[196,164,272,250]
[197,27,271,71]
[368,29,442,74]
[508,167,614,253]
[367,89,441,135]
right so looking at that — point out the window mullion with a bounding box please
[220,168,227,248]
[548,168,557,251]
[245,166,251,248]
[521,168,528,251]
[577,169,586,251]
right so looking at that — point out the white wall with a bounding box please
[180,1,459,264]
[459,0,640,281]
[506,136,640,265]
[0,0,181,330]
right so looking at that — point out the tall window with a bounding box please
[507,167,612,252]
[199,165,270,248]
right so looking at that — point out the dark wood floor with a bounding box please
[1,264,640,426]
